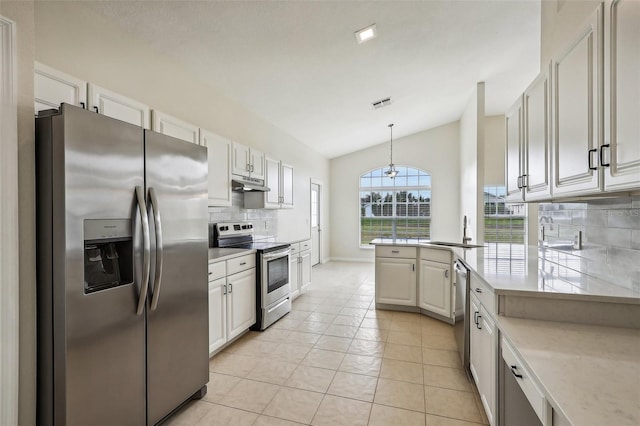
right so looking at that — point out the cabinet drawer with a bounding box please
[501,337,546,424]
[376,246,416,258]
[208,261,226,281]
[289,243,300,256]
[470,274,495,314]
[226,254,256,275]
[420,247,451,264]
[300,239,312,252]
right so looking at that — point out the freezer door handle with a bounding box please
[149,187,164,311]
[136,185,151,315]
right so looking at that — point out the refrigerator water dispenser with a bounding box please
[83,219,133,293]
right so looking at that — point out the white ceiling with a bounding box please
[86,1,541,159]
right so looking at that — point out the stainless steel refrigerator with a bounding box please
[36,103,209,425]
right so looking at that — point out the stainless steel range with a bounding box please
[210,222,291,330]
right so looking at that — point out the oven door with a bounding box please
[261,248,291,307]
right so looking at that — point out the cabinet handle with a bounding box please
[80,102,86,109]
[473,311,478,325]
[412,263,415,272]
[516,176,522,189]
[588,148,598,170]
[208,272,212,275]
[475,287,483,293]
[93,106,99,113]
[228,283,233,293]
[391,250,400,254]
[239,262,246,266]
[223,284,227,295]
[444,269,449,279]
[510,365,523,379]
[599,144,610,167]
[521,174,528,188]
[476,315,482,329]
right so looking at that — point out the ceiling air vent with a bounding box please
[372,97,392,110]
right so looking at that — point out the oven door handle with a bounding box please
[262,249,291,260]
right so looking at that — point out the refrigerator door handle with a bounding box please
[136,185,151,315]
[149,187,164,311]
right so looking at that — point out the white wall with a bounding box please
[33,1,330,258]
[330,122,460,261]
[459,83,485,244]
[484,115,505,186]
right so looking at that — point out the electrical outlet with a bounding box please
[572,230,582,250]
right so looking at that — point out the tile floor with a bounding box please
[166,262,489,426]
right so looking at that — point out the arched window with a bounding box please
[359,166,432,245]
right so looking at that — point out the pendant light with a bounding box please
[385,123,398,179]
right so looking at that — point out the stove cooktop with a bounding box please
[229,241,290,253]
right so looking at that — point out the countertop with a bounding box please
[497,316,640,426]
[208,247,256,262]
[370,239,640,303]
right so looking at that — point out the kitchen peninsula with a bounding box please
[372,239,640,426]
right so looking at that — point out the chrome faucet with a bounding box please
[462,215,472,245]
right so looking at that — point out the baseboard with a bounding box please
[327,257,375,263]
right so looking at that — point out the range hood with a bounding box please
[231,178,270,192]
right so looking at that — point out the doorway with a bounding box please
[310,180,321,266]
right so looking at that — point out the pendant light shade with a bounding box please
[385,123,397,179]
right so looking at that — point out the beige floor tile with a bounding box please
[246,359,298,385]
[286,331,321,345]
[271,318,304,331]
[326,371,378,402]
[219,378,280,413]
[301,348,346,370]
[313,304,343,314]
[421,317,456,336]
[339,307,368,318]
[423,365,472,392]
[360,318,391,330]
[324,324,359,338]
[368,404,426,426]
[295,320,331,334]
[374,378,425,412]
[422,348,462,369]
[348,339,386,357]
[164,400,212,426]
[380,359,424,384]
[263,387,324,424]
[271,343,313,363]
[338,353,382,376]
[390,320,422,333]
[195,402,258,426]
[421,331,458,351]
[252,415,306,426]
[233,340,280,357]
[425,414,482,426]
[332,315,363,327]
[343,300,372,309]
[384,343,423,363]
[365,309,395,320]
[209,353,261,378]
[306,312,337,323]
[314,335,353,352]
[203,372,241,403]
[292,302,320,312]
[424,386,484,423]
[285,310,313,321]
[388,330,422,347]
[311,395,372,426]
[391,311,423,323]
[254,328,293,343]
[285,365,336,393]
[354,327,389,342]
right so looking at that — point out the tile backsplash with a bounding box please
[208,192,278,239]
[538,196,640,292]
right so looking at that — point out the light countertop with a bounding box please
[497,316,640,426]
[208,248,255,262]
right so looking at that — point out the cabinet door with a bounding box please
[208,278,227,355]
[87,83,150,128]
[151,110,199,144]
[232,142,251,177]
[250,148,266,180]
[523,68,552,200]
[227,268,256,340]
[280,163,294,208]
[200,130,232,207]
[300,250,312,292]
[604,0,640,191]
[552,5,603,197]
[418,260,451,318]
[469,295,482,390]
[289,257,300,300]
[375,257,416,306]
[505,97,524,201]
[264,157,281,208]
[479,306,497,426]
[34,62,87,113]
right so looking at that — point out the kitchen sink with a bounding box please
[429,241,484,249]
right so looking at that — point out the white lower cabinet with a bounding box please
[289,240,312,299]
[375,251,417,306]
[418,248,452,319]
[470,293,497,426]
[208,254,256,355]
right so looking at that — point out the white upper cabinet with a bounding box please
[88,83,150,129]
[200,129,232,207]
[264,157,281,208]
[552,5,603,197]
[151,110,199,144]
[249,148,266,180]
[34,62,87,113]
[505,97,524,201]
[280,163,294,208]
[244,157,294,209]
[231,142,265,180]
[523,67,552,200]
[603,0,640,191]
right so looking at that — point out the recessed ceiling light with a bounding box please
[355,24,377,44]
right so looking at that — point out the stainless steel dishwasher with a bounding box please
[454,259,471,374]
